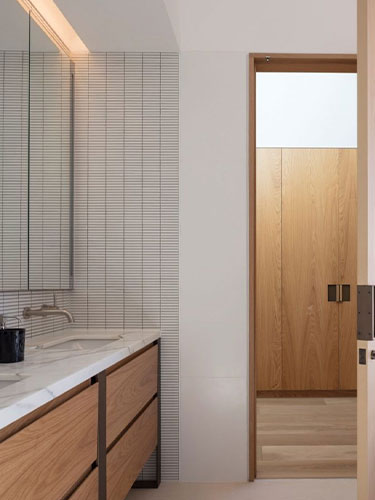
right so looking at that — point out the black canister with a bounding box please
[0,315,25,363]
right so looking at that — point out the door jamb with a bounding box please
[248,53,357,481]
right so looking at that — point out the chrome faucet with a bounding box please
[23,294,75,323]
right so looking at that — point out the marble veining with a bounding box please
[0,328,160,430]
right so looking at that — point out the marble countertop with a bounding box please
[0,328,160,431]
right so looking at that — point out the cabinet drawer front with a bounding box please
[107,344,158,446]
[107,398,158,500]
[69,468,98,500]
[0,384,98,500]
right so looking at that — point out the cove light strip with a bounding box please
[17,0,89,58]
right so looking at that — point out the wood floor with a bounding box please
[257,398,357,478]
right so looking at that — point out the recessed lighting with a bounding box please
[17,0,89,58]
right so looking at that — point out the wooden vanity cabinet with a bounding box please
[107,399,158,500]
[106,344,159,500]
[0,340,159,500]
[69,468,99,500]
[0,383,98,500]
[106,344,158,446]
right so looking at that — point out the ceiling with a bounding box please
[55,0,355,54]
[1,0,356,54]
[55,0,179,52]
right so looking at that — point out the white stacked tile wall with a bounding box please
[72,52,179,480]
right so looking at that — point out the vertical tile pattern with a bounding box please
[73,52,179,480]
[106,53,125,328]
[72,55,89,325]
[124,53,143,328]
[87,54,106,326]
[0,51,179,479]
[160,52,179,480]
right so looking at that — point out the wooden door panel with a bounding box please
[281,149,339,390]
[338,149,357,389]
[256,148,282,390]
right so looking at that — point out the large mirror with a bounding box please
[29,15,73,289]
[0,2,73,291]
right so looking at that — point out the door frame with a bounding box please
[248,53,357,481]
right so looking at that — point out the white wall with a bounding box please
[180,52,248,481]
[257,73,357,148]
[179,0,356,483]
[177,0,356,52]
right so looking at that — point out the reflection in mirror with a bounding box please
[0,0,29,290]
[29,17,72,289]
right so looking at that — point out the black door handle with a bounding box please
[328,284,350,302]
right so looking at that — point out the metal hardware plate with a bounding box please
[359,348,367,365]
[328,284,338,302]
[342,284,350,302]
[357,285,375,341]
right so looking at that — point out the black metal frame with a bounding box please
[97,371,107,499]
[132,338,161,489]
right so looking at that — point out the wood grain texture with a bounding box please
[69,469,98,500]
[338,149,357,390]
[256,148,282,390]
[253,53,356,73]
[0,380,90,443]
[357,340,375,500]
[0,384,98,500]
[282,149,339,390]
[106,344,158,447]
[250,53,357,483]
[249,53,257,481]
[257,397,356,478]
[107,399,158,500]
[358,2,375,498]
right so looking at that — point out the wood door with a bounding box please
[338,149,357,389]
[281,149,340,390]
[256,149,282,390]
[256,148,357,391]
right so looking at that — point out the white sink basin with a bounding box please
[34,335,123,351]
[0,373,28,389]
